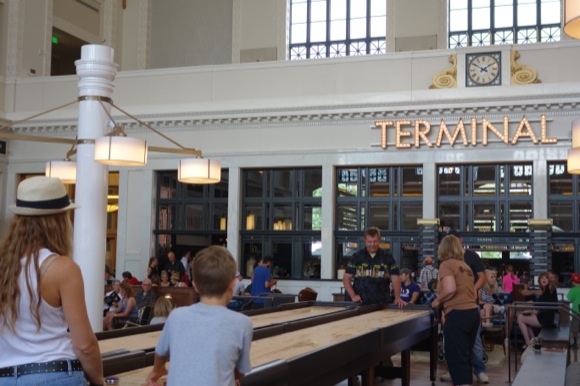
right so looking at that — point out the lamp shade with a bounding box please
[94,136,148,166]
[178,158,221,184]
[45,160,77,184]
[564,0,580,39]
[567,149,580,174]
[572,119,580,149]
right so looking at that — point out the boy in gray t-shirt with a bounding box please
[147,246,253,386]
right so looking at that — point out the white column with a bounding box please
[74,45,119,332]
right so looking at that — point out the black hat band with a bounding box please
[16,194,71,210]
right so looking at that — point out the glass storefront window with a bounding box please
[304,169,323,197]
[550,202,573,232]
[473,165,496,196]
[401,167,423,197]
[158,204,176,230]
[369,167,389,197]
[245,169,264,197]
[369,203,389,229]
[184,183,204,199]
[272,169,293,197]
[302,240,321,279]
[549,163,571,195]
[400,202,421,230]
[509,202,531,232]
[337,168,358,197]
[509,164,533,196]
[185,204,203,230]
[337,204,359,230]
[303,204,322,230]
[438,165,462,196]
[272,204,293,230]
[159,173,177,199]
[439,202,460,229]
[473,202,496,232]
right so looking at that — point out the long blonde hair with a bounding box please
[0,213,73,333]
[483,269,498,294]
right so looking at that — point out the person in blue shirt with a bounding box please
[250,256,277,309]
[400,268,421,304]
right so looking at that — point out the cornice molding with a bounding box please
[9,95,580,136]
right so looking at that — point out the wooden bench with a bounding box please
[512,349,568,386]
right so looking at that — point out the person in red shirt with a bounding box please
[122,271,140,285]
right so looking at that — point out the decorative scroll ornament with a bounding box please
[511,51,541,85]
[429,55,457,89]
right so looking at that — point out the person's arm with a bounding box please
[409,287,420,304]
[342,272,361,302]
[146,353,169,384]
[265,277,277,288]
[115,297,136,317]
[53,258,104,385]
[391,274,406,308]
[431,275,456,309]
[474,271,486,292]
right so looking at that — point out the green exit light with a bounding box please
[52,36,58,44]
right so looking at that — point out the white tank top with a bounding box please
[0,248,77,366]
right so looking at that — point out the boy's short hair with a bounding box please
[192,246,237,296]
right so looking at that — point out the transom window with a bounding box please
[449,0,561,48]
[289,0,387,60]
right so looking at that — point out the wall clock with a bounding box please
[466,52,501,87]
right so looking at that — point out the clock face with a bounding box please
[466,52,501,87]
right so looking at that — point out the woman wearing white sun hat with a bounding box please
[0,176,103,386]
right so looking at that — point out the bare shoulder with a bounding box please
[43,255,81,279]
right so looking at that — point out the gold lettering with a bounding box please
[414,120,433,147]
[435,119,468,147]
[375,120,394,149]
[482,117,508,145]
[511,116,539,144]
[540,114,557,144]
[396,120,412,149]
[471,117,477,146]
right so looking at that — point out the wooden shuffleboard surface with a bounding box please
[251,306,344,328]
[249,309,428,367]
[99,306,346,354]
[113,309,430,386]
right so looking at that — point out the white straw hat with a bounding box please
[10,176,79,216]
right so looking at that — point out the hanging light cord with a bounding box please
[0,100,78,132]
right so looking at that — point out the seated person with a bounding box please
[480,269,504,328]
[149,296,174,325]
[170,272,188,287]
[104,279,122,316]
[517,271,558,349]
[104,282,138,330]
[135,278,157,309]
[122,271,140,285]
[399,268,421,304]
[159,270,171,287]
[233,271,245,296]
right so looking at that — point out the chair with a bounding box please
[298,287,318,301]
[122,305,153,328]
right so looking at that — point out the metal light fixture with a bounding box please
[564,0,580,39]
[567,149,580,174]
[571,119,580,149]
[178,158,221,184]
[45,160,77,184]
[45,139,78,183]
[94,135,148,166]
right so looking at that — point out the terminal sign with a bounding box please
[375,114,556,149]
